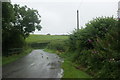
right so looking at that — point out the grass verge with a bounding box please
[62,59,91,78]
[44,49,91,78]
[2,48,33,66]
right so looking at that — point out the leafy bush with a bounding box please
[68,17,117,52]
[67,17,119,78]
[47,40,68,52]
[2,28,25,56]
[2,2,42,56]
[92,20,120,78]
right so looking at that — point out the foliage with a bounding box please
[68,17,117,52]
[13,4,42,38]
[2,2,42,56]
[92,20,120,78]
[47,40,67,52]
[66,17,119,78]
[2,2,14,30]
[2,28,25,56]
[85,17,117,38]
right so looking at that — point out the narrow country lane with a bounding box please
[2,49,63,78]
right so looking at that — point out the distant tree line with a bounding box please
[2,2,42,56]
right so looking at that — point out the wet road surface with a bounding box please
[2,49,63,78]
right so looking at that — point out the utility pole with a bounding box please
[77,10,79,30]
[118,1,120,19]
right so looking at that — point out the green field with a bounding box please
[26,35,68,43]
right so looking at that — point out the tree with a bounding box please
[13,4,42,38]
[2,2,42,56]
[2,2,16,55]
[2,2,15,30]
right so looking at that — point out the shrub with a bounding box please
[68,17,117,52]
[92,20,120,78]
[2,28,25,56]
[47,40,67,52]
[67,17,119,78]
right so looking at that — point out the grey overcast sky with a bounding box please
[12,0,119,35]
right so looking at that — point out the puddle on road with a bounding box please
[47,61,58,69]
[57,69,64,78]
[46,60,64,78]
